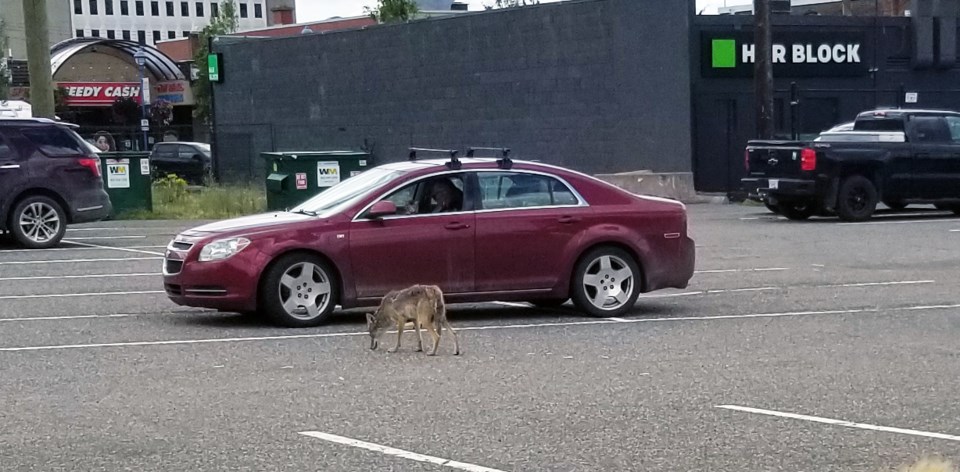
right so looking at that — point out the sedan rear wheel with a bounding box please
[10,196,66,249]
[261,253,338,327]
[571,247,640,317]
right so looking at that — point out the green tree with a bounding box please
[192,0,238,125]
[365,0,419,23]
[0,17,9,100]
[485,0,539,8]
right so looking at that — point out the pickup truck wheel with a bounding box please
[837,176,878,222]
[764,202,781,214]
[779,202,816,220]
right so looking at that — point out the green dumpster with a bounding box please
[261,151,372,211]
[97,151,154,218]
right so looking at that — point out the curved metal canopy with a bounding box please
[51,38,186,81]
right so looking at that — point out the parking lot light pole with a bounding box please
[134,48,149,151]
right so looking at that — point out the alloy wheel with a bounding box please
[18,202,61,244]
[581,254,636,312]
[277,262,332,320]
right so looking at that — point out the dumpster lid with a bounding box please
[261,150,370,160]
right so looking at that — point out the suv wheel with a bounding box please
[10,196,67,249]
[261,253,339,327]
[571,247,641,317]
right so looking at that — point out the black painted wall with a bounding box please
[211,0,693,181]
[692,15,960,192]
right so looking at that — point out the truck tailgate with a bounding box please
[745,141,805,177]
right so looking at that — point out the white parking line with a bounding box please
[0,314,138,322]
[298,431,505,472]
[950,229,960,232]
[838,217,960,226]
[3,303,959,352]
[0,290,165,300]
[491,301,530,308]
[63,240,165,256]
[64,236,147,240]
[695,268,789,274]
[0,245,165,254]
[0,257,161,265]
[639,280,933,299]
[0,273,157,282]
[716,405,960,442]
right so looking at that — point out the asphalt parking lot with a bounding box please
[1,203,958,471]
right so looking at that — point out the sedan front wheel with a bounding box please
[571,247,641,317]
[261,253,339,327]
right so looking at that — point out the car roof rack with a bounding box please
[466,146,512,169]
[408,147,461,170]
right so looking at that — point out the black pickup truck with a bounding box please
[741,108,960,221]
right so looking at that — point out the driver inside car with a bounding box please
[404,178,463,214]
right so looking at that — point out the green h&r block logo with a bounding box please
[711,39,737,68]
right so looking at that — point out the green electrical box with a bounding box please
[208,53,222,82]
[260,150,372,211]
[97,151,154,218]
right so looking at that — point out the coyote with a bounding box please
[366,284,460,356]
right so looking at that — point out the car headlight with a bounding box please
[198,237,251,262]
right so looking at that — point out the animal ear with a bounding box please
[366,313,375,326]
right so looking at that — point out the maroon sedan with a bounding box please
[163,156,695,327]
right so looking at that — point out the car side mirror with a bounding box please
[367,200,398,219]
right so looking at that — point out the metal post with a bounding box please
[753,0,775,140]
[790,81,800,141]
[22,0,55,118]
[208,34,220,183]
[138,63,148,151]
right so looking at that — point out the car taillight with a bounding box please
[744,149,751,172]
[77,158,101,177]
[800,148,816,171]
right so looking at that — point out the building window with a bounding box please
[180,1,188,16]
[107,30,116,39]
[76,29,85,38]
[166,1,174,16]
[254,2,262,18]
[74,0,83,14]
[89,0,98,14]
[105,0,114,14]
[167,31,176,39]
[122,30,131,40]
[120,0,129,15]
[137,30,146,44]
[195,1,203,16]
[136,0,144,15]
[210,1,218,17]
[239,2,247,18]
[153,30,161,43]
[182,30,190,37]
[151,1,159,15]
[91,29,100,37]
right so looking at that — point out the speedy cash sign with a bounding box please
[58,82,143,106]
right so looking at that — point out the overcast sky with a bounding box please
[294,0,755,22]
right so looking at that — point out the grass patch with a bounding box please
[119,174,266,220]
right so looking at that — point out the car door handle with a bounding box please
[558,215,581,224]
[444,222,471,230]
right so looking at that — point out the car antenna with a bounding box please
[466,146,512,169]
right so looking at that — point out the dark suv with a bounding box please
[0,118,112,248]
[148,142,212,184]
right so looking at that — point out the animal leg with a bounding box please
[388,319,404,353]
[414,318,424,352]
[425,318,441,356]
[442,317,460,356]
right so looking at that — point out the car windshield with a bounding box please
[290,167,406,216]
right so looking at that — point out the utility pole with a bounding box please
[22,0,55,118]
[753,0,774,140]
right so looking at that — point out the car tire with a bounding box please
[778,201,817,221]
[9,195,67,249]
[260,253,339,328]
[570,246,641,318]
[529,298,569,309]
[836,175,878,222]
